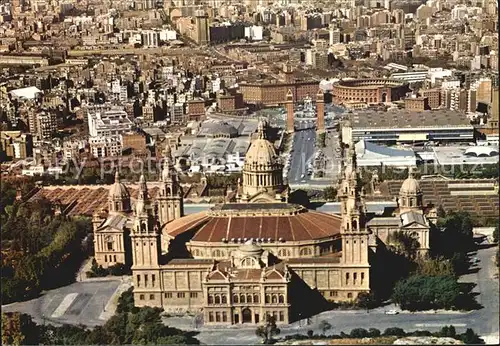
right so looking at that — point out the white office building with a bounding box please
[89,135,122,158]
[87,106,133,137]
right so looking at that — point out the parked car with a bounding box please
[385,310,399,315]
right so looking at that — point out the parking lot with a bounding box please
[2,279,121,327]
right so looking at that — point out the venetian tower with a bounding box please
[316,89,325,133]
[337,144,370,297]
[285,89,294,133]
[239,120,288,203]
[156,142,184,226]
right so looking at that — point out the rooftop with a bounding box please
[165,207,343,243]
[347,109,472,129]
[9,86,42,99]
[356,139,416,158]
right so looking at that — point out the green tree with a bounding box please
[368,328,381,337]
[460,328,484,344]
[116,287,137,314]
[383,327,406,337]
[416,257,454,277]
[85,326,111,345]
[350,328,369,338]
[14,255,44,296]
[439,325,456,337]
[436,205,446,218]
[493,226,498,243]
[255,315,280,344]
[387,231,420,260]
[355,292,379,310]
[1,312,39,345]
[323,186,337,201]
[318,320,332,335]
[391,275,461,311]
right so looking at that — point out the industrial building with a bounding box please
[342,109,474,145]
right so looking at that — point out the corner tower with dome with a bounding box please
[91,142,185,269]
[366,167,433,256]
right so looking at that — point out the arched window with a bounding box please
[233,294,239,303]
[272,295,278,304]
[208,295,213,304]
[241,257,257,268]
[247,294,252,303]
[278,295,284,304]
[265,295,270,304]
[221,295,227,304]
[352,220,358,231]
[215,295,221,304]
[300,248,312,256]
[347,292,353,299]
[253,294,259,303]
[240,294,246,303]
[409,198,414,207]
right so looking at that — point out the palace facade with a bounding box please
[91,121,433,325]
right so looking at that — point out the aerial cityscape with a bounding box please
[0,0,498,345]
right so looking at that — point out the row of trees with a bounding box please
[1,288,199,345]
[1,216,91,304]
[317,132,326,148]
[86,258,131,278]
[391,275,462,311]
[1,191,92,304]
[282,325,483,344]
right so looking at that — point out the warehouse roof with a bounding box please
[347,109,472,129]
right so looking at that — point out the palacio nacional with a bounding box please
[91,120,434,325]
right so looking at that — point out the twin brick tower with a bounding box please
[285,89,325,133]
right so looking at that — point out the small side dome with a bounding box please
[109,172,130,199]
[400,171,421,196]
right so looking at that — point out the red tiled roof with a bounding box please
[189,209,342,243]
[232,269,263,281]
[266,270,284,280]
[166,212,210,237]
[29,185,164,217]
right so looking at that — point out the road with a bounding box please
[288,122,316,183]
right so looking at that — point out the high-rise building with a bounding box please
[28,110,58,140]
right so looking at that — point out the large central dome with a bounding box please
[244,121,281,170]
[240,121,287,202]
